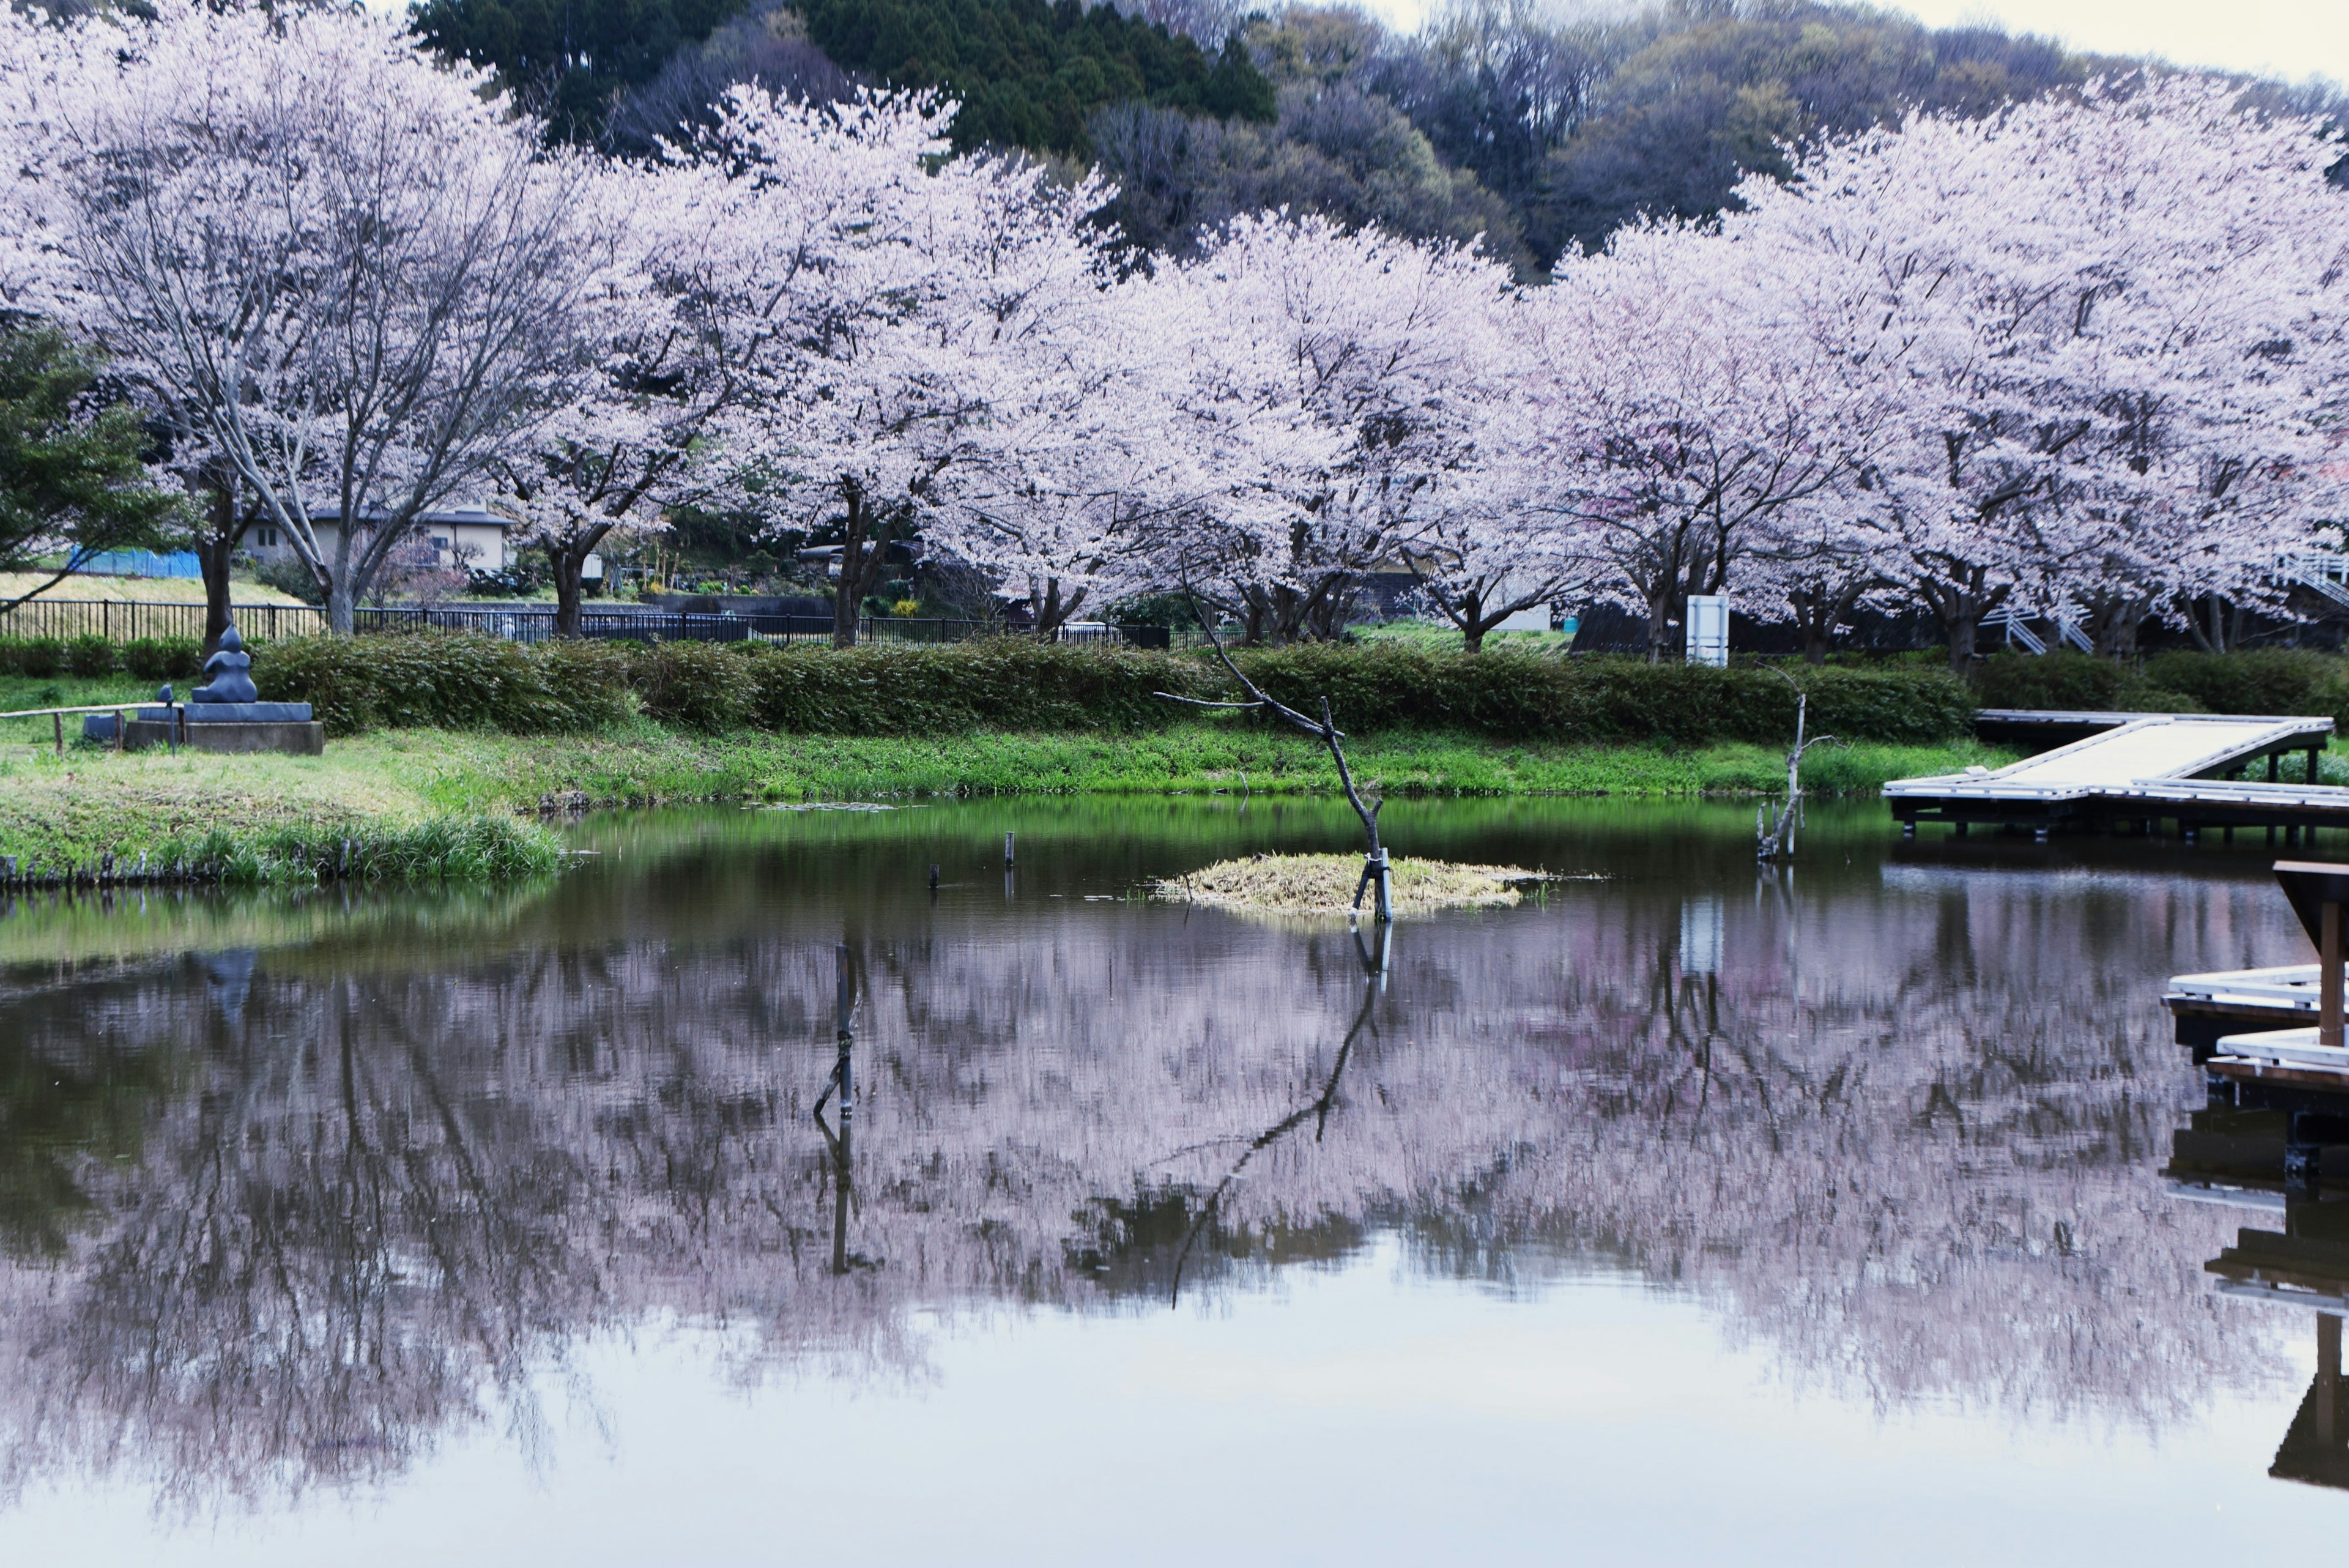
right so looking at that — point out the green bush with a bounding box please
[0,637,68,678]
[746,637,1197,734]
[1975,652,2126,711]
[121,636,202,682]
[63,633,116,677]
[243,631,1981,744]
[631,639,757,732]
[1228,646,1973,746]
[2142,650,2349,722]
[253,631,631,736]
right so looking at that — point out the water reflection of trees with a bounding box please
[0,862,2295,1506]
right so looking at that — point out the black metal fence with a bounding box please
[0,598,330,642]
[0,599,1173,648]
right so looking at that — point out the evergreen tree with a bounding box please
[0,324,176,611]
[798,0,1272,155]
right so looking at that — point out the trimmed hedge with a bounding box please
[122,636,204,682]
[0,633,202,680]
[1228,645,1974,746]
[2142,650,2349,724]
[253,632,632,736]
[0,637,66,677]
[1975,650,2208,716]
[744,639,1198,734]
[247,631,1977,745]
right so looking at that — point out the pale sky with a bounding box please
[1356,0,2349,88]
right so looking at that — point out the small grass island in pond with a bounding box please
[1156,852,1559,916]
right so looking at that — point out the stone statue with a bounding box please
[191,625,258,705]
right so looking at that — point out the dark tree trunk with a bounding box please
[195,483,243,656]
[1644,587,1675,665]
[832,486,869,649]
[2084,595,2145,660]
[552,549,587,639]
[828,483,906,649]
[1787,579,1868,667]
[1456,588,1497,654]
[1031,578,1087,639]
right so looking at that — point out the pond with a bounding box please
[0,796,2340,1563]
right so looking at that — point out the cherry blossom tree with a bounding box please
[1,1,625,634]
[1138,215,1516,644]
[689,87,1118,647]
[1719,78,2349,672]
[1513,226,1857,663]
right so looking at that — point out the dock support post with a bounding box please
[2320,1315,2341,1448]
[2311,747,2325,786]
[833,943,855,1117]
[1954,821,1968,838]
[1901,822,1915,841]
[2033,827,2049,844]
[2324,899,2343,1053]
[2287,1137,2322,1192]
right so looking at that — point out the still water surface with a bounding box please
[0,797,2342,1562]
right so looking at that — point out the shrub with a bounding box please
[4,637,67,678]
[61,633,115,677]
[746,637,1198,734]
[253,631,631,736]
[2142,649,2349,722]
[1227,646,1973,746]
[1975,652,2126,711]
[630,639,757,732]
[121,636,203,682]
[241,631,1981,744]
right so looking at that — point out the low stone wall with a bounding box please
[123,718,324,756]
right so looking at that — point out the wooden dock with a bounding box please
[1888,710,2340,841]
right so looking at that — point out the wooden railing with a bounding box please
[0,702,154,756]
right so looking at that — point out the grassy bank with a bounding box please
[0,712,2008,880]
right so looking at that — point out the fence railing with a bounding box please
[0,599,330,643]
[0,599,1173,648]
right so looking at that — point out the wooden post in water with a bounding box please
[1003,831,1015,868]
[834,942,854,1118]
[2321,1313,2342,1447]
[2325,899,2343,1053]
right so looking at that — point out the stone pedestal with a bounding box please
[122,718,325,756]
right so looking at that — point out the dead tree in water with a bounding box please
[1757,671,1835,863]
[1167,922,1387,1305]
[1156,596,1393,921]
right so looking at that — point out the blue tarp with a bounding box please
[78,550,203,579]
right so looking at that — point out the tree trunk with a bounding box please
[2084,595,2145,660]
[195,484,242,655]
[552,548,587,639]
[832,488,866,649]
[1031,578,1088,639]
[328,581,355,637]
[1645,590,1674,665]
[1944,610,1980,680]
[2184,593,2233,655]
[1456,589,1490,654]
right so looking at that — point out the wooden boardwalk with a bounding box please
[1888,711,2340,841]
